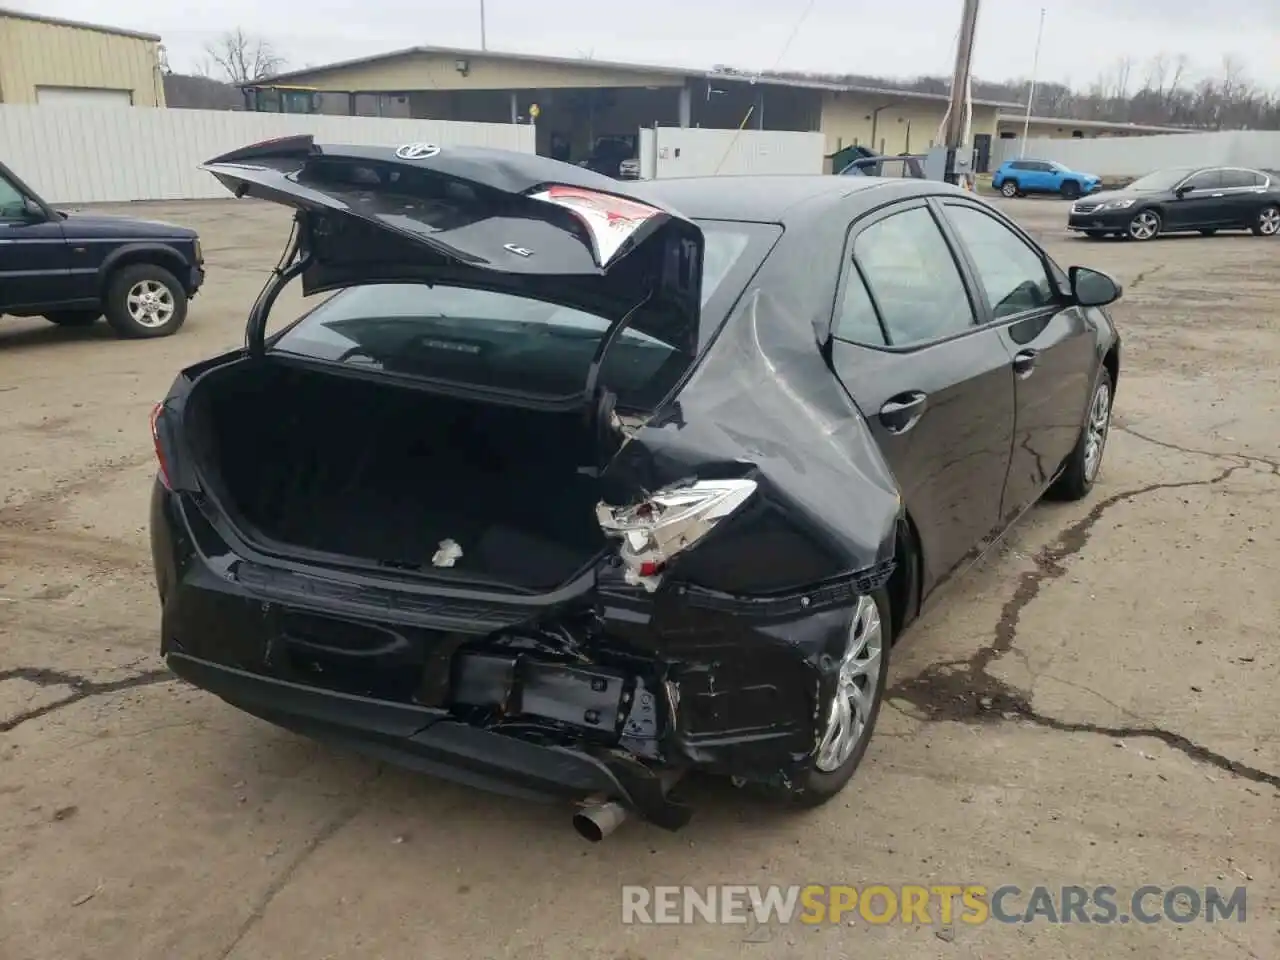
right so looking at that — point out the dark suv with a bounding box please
[0,162,204,338]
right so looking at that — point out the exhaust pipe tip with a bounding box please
[573,800,629,842]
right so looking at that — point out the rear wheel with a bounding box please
[1127,209,1161,241]
[1252,205,1280,237]
[775,591,891,807]
[1048,368,1113,501]
[44,310,101,327]
[1000,180,1019,198]
[1060,180,1082,200]
[104,264,187,338]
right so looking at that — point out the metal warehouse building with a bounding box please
[256,45,1023,171]
[0,8,166,107]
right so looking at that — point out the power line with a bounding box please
[714,0,821,172]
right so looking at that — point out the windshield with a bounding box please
[1126,168,1196,192]
[271,220,780,409]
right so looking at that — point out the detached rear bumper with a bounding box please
[166,651,692,829]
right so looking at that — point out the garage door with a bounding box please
[35,86,133,108]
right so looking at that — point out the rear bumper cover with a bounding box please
[165,651,692,829]
[151,481,882,827]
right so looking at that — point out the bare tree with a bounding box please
[761,50,1280,131]
[203,28,286,84]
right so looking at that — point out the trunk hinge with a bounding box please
[245,214,314,357]
[582,289,654,470]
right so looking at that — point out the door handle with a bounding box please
[1013,349,1038,378]
[879,391,928,434]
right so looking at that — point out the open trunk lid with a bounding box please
[202,136,705,351]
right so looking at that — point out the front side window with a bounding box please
[1184,169,1223,191]
[852,207,974,346]
[945,205,1055,319]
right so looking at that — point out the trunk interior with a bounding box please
[185,361,609,591]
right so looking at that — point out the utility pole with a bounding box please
[480,0,487,50]
[1019,8,1046,157]
[942,0,981,185]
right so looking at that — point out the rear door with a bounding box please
[1218,168,1267,227]
[937,198,1095,521]
[1025,161,1054,192]
[0,167,69,312]
[826,199,1016,594]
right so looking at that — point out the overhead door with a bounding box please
[36,86,133,108]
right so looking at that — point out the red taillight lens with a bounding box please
[150,403,172,489]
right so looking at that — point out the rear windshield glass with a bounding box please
[271,220,780,409]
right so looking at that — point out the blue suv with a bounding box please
[992,159,1101,199]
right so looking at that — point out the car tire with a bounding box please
[1126,209,1161,241]
[1199,229,1218,236]
[103,264,188,339]
[44,310,102,327]
[1047,367,1113,502]
[1251,204,1280,237]
[1060,180,1082,200]
[773,590,891,808]
[1000,180,1019,198]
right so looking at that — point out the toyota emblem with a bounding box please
[395,142,441,161]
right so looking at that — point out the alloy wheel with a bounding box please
[1260,207,1280,236]
[126,280,176,329]
[1001,182,1018,197]
[1084,381,1112,482]
[1128,211,1160,241]
[815,595,883,772]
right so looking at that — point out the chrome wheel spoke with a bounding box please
[815,595,884,773]
[126,280,176,328]
[1084,383,1111,480]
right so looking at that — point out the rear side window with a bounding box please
[853,207,974,346]
[832,265,887,345]
[1220,169,1261,188]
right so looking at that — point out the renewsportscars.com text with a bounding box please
[621,884,1247,926]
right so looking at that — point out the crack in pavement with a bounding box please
[0,666,175,733]
[888,456,1280,791]
[1116,425,1280,475]
[215,766,384,960]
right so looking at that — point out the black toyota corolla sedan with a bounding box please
[1067,164,1280,241]
[150,138,1122,840]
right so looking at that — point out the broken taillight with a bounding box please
[150,403,172,489]
[596,479,757,592]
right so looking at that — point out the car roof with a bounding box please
[627,174,931,222]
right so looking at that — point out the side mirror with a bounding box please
[1174,184,1192,198]
[1069,266,1122,307]
[21,197,46,221]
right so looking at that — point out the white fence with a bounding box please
[992,130,1280,178]
[0,105,536,204]
[638,127,826,179]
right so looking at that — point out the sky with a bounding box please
[18,0,1280,92]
